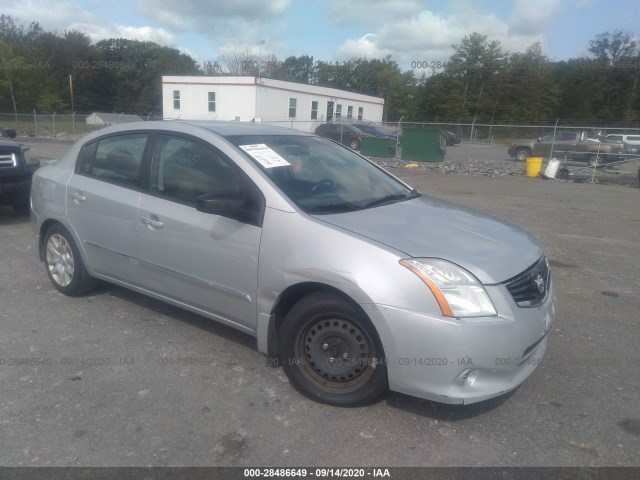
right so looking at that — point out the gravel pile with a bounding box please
[369,156,640,187]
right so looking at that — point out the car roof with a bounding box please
[82,120,316,139]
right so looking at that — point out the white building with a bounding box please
[161,76,385,132]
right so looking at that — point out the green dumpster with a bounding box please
[401,128,446,162]
[360,137,394,157]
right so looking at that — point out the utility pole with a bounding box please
[9,80,18,121]
[69,75,74,112]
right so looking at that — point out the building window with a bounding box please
[336,104,342,120]
[311,101,318,120]
[289,98,297,118]
[347,106,353,119]
[208,92,216,112]
[173,90,180,110]
[357,107,363,120]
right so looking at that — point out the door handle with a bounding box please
[69,191,86,202]
[140,216,164,228]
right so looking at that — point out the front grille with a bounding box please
[504,256,550,307]
[0,153,16,167]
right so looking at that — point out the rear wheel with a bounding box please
[44,224,98,296]
[588,154,605,167]
[278,292,388,406]
[514,148,530,162]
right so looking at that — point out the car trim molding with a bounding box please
[138,258,252,303]
[85,240,252,303]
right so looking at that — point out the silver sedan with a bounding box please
[31,121,554,406]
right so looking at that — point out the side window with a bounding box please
[559,132,576,141]
[151,135,242,204]
[88,134,148,187]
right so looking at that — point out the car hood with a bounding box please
[312,196,543,284]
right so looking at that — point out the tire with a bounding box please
[349,138,360,150]
[12,195,30,215]
[588,154,604,168]
[514,148,530,162]
[278,292,388,406]
[44,224,99,296]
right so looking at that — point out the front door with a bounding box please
[137,134,262,330]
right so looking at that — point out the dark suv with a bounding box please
[0,135,40,214]
[314,123,373,150]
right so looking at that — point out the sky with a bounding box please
[2,0,639,70]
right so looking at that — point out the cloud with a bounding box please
[136,0,291,32]
[333,4,552,68]
[335,34,392,59]
[326,0,424,26]
[508,0,562,36]
[1,0,176,46]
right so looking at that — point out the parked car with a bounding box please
[314,123,373,150]
[605,133,640,156]
[32,121,554,407]
[440,130,461,146]
[508,130,625,165]
[351,123,396,140]
[0,137,40,213]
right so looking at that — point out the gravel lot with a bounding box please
[0,140,639,467]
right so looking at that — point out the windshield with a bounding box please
[227,134,417,213]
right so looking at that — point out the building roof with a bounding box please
[162,75,384,106]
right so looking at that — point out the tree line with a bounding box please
[1,14,639,124]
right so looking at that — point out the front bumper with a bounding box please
[364,282,555,405]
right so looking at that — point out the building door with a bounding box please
[326,101,334,121]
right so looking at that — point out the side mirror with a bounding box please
[196,190,253,223]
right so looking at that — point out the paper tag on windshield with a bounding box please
[239,144,291,168]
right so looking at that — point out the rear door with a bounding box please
[137,134,263,330]
[67,132,150,284]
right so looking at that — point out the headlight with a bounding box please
[400,258,497,318]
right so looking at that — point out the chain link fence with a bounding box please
[2,112,638,184]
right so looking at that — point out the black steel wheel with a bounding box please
[278,292,387,406]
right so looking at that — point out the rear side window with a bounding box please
[84,134,149,187]
[626,136,640,142]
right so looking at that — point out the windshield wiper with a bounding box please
[362,190,421,209]
[304,203,361,214]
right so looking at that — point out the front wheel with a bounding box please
[44,224,99,296]
[349,139,360,150]
[278,292,388,406]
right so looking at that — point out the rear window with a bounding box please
[81,133,149,188]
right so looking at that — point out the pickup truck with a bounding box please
[0,133,40,214]
[508,131,625,166]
